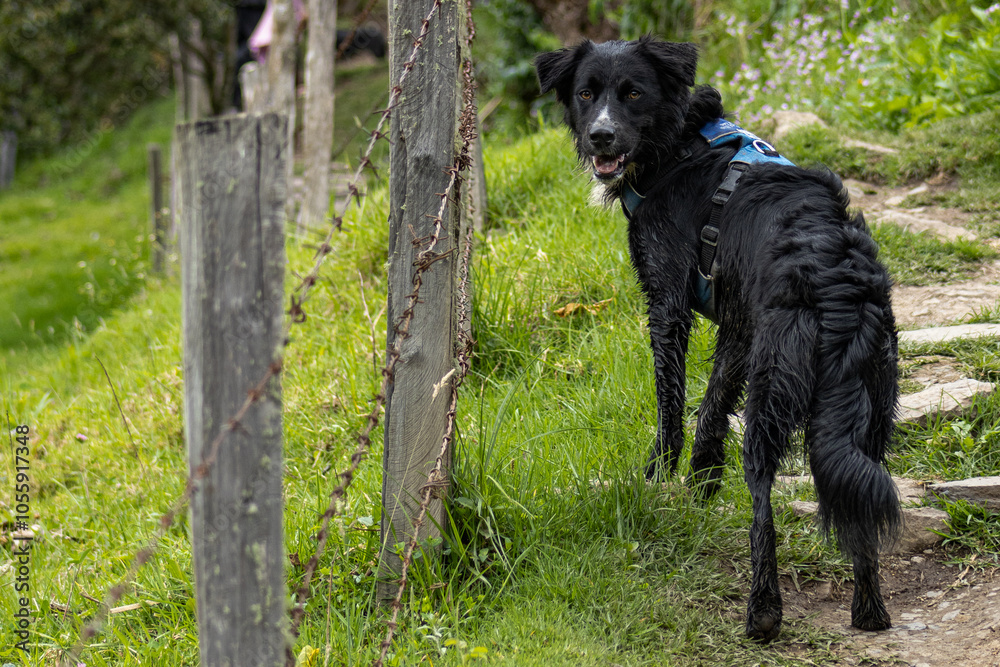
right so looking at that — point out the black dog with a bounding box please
[536,37,901,641]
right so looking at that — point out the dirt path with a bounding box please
[781,556,1000,666]
[778,180,1000,665]
[844,178,1000,328]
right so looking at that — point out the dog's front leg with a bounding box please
[643,303,692,480]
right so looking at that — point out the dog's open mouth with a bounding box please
[592,153,629,180]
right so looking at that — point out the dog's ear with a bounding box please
[535,42,592,101]
[640,39,699,88]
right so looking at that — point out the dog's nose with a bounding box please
[589,124,615,150]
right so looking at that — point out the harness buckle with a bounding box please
[700,224,719,247]
[711,162,748,206]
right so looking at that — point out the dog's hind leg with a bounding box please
[690,325,749,498]
[807,378,895,631]
[644,307,693,480]
[805,298,899,632]
[848,306,899,631]
[808,303,899,632]
[742,310,817,642]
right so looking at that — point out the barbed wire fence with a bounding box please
[61,0,480,665]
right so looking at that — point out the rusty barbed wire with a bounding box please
[64,0,480,663]
[66,1,450,663]
[335,0,381,61]
[61,361,282,665]
[375,206,476,667]
[374,7,480,666]
[287,0,462,646]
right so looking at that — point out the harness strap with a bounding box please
[617,118,794,324]
[699,162,748,280]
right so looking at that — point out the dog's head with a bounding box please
[535,37,698,183]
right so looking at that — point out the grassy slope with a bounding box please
[2,103,1000,664]
[0,97,175,351]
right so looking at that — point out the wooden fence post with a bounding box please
[147,143,168,274]
[0,131,17,190]
[297,0,337,233]
[468,124,488,233]
[266,0,297,224]
[177,113,289,666]
[240,62,264,113]
[378,0,462,601]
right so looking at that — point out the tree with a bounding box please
[0,1,237,158]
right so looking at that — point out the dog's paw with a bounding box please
[851,584,891,631]
[851,606,891,632]
[745,610,782,642]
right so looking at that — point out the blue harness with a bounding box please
[620,118,795,323]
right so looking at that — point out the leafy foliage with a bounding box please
[0,1,234,158]
[712,1,1000,132]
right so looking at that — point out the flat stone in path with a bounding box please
[893,282,1000,328]
[899,506,950,552]
[876,209,977,241]
[786,498,948,553]
[897,379,994,426]
[900,324,1000,345]
[929,477,1000,511]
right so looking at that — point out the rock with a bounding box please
[894,281,1000,328]
[876,209,977,241]
[815,581,834,600]
[899,324,1000,345]
[899,507,949,552]
[893,621,929,632]
[884,184,929,207]
[897,379,994,426]
[842,138,899,154]
[895,478,927,505]
[789,500,819,517]
[928,476,1000,511]
[769,110,827,139]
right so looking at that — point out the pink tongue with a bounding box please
[594,155,621,174]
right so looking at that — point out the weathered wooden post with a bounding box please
[147,143,168,274]
[0,131,17,190]
[297,0,337,233]
[378,0,463,600]
[266,0,297,224]
[177,113,289,666]
[468,127,488,233]
[240,62,264,113]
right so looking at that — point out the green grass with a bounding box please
[0,96,174,351]
[778,110,1000,216]
[870,223,997,286]
[3,109,1000,665]
[332,62,392,165]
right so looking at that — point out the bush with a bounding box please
[710,1,1000,132]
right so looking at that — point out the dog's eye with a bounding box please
[628,89,642,100]
[579,90,592,101]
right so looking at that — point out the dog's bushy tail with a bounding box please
[807,275,902,559]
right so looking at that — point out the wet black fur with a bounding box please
[536,37,902,641]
